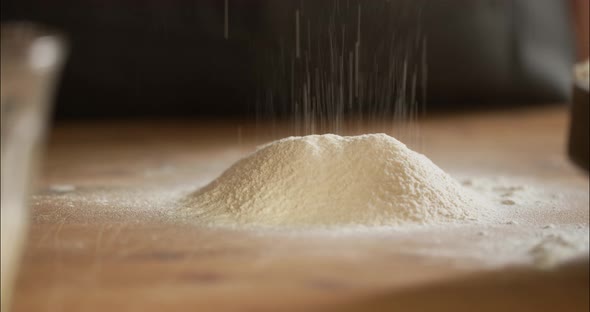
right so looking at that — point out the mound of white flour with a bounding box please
[181,134,484,227]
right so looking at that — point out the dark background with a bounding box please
[0,0,578,119]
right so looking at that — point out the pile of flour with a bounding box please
[180,134,487,227]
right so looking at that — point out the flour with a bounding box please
[28,133,588,269]
[49,184,76,193]
[529,234,589,269]
[180,134,486,227]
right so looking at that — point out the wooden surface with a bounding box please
[11,106,589,311]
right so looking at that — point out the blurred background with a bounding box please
[1,0,588,120]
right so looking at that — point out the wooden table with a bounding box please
[11,106,589,311]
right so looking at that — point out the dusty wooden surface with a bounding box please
[11,106,589,311]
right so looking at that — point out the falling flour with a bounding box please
[180,134,487,227]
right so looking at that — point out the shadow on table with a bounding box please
[323,258,589,312]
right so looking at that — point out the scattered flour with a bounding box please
[30,134,587,269]
[49,184,76,193]
[180,134,487,227]
[28,138,588,270]
[529,234,589,269]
